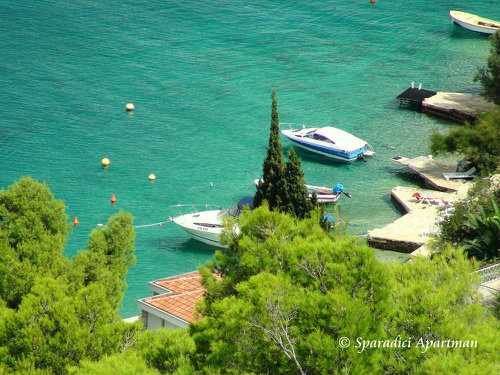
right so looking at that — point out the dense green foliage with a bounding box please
[436,178,500,261]
[184,206,500,375]
[475,30,500,105]
[430,107,500,174]
[254,91,317,219]
[0,177,69,309]
[191,204,390,374]
[384,246,500,374]
[0,178,140,375]
[2,177,500,375]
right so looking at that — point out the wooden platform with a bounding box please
[422,92,496,124]
[396,87,437,105]
[367,186,456,253]
[391,155,471,192]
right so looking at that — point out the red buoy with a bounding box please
[73,216,79,226]
[370,0,375,3]
[111,194,117,203]
[159,223,162,227]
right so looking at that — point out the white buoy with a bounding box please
[148,173,156,181]
[126,102,135,111]
[210,182,214,188]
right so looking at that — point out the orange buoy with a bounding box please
[111,194,117,203]
[73,216,79,226]
[370,0,375,3]
[159,223,162,227]
[125,102,135,111]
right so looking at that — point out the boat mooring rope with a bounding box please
[133,218,173,229]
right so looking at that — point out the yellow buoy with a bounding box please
[125,102,135,111]
[148,173,156,181]
[101,157,110,168]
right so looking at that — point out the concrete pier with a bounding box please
[422,92,496,124]
[396,87,495,124]
[391,155,473,192]
[367,186,466,254]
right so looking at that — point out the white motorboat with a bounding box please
[280,123,374,162]
[171,197,253,247]
[449,11,499,35]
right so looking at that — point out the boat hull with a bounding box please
[284,135,368,162]
[450,11,499,35]
[172,210,226,248]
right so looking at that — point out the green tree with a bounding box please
[0,178,139,375]
[0,177,69,309]
[462,200,500,260]
[136,328,197,375]
[254,91,318,219]
[1,276,141,375]
[436,179,500,261]
[68,352,160,375]
[282,148,313,219]
[254,90,287,210]
[384,246,500,375]
[69,211,136,310]
[430,107,500,174]
[190,205,390,374]
[475,30,500,105]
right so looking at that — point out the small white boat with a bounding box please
[253,179,351,204]
[280,123,374,162]
[171,197,253,247]
[449,11,500,35]
[306,183,351,203]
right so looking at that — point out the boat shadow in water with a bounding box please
[152,236,219,255]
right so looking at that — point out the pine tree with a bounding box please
[254,90,286,210]
[475,30,500,105]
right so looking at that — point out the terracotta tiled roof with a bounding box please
[143,271,216,323]
[154,271,204,293]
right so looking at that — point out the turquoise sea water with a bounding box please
[1,0,499,317]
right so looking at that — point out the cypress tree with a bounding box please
[282,147,313,219]
[254,90,286,210]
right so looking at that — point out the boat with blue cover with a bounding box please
[280,123,374,162]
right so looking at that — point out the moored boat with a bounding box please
[449,11,500,35]
[254,179,351,204]
[171,197,253,247]
[280,123,374,162]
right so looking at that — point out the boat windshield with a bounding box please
[218,197,254,219]
[309,133,334,144]
[219,204,240,219]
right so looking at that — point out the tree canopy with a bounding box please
[430,107,500,174]
[475,30,500,105]
[0,177,69,309]
[0,178,140,375]
[186,206,500,375]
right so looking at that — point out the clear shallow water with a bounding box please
[1,0,498,317]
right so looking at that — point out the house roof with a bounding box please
[142,271,212,323]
